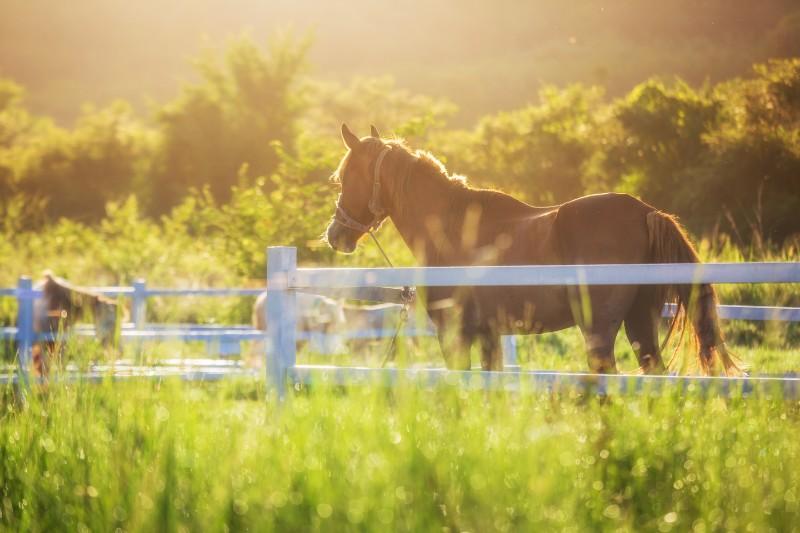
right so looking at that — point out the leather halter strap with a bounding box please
[367,145,392,220]
[334,204,372,233]
[334,144,392,233]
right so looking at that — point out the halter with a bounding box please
[333,144,393,233]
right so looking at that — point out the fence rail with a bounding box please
[2,303,797,345]
[289,365,800,396]
[291,262,800,288]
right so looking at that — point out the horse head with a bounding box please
[325,123,392,253]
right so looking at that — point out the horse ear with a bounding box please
[341,123,361,150]
[370,124,380,138]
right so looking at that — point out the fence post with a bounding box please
[132,279,147,329]
[502,335,518,367]
[16,276,34,386]
[266,246,297,400]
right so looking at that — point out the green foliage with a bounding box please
[304,76,456,144]
[2,36,799,242]
[696,59,800,241]
[439,85,606,203]
[0,196,249,329]
[605,80,720,209]
[17,102,152,223]
[152,34,309,213]
[0,84,152,227]
[598,61,800,242]
[0,81,54,228]
[0,79,23,112]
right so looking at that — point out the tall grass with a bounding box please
[1,378,799,532]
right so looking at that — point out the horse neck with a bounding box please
[387,159,467,266]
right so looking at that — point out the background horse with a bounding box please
[325,124,741,375]
[252,291,346,355]
[32,272,121,376]
[252,291,422,361]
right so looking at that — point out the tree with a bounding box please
[697,59,800,242]
[604,79,721,218]
[439,85,605,204]
[304,76,456,144]
[151,34,309,214]
[18,101,150,223]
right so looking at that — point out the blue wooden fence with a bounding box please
[0,275,435,384]
[265,246,800,399]
[1,246,799,395]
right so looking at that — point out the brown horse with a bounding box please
[31,272,121,376]
[325,124,741,375]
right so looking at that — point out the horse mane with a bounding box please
[330,136,469,191]
[329,150,350,184]
[385,139,468,189]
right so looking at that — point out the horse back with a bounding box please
[553,193,655,264]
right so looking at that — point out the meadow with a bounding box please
[2,368,800,532]
[0,304,798,532]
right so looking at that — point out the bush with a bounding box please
[439,85,606,203]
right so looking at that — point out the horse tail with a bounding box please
[646,211,743,375]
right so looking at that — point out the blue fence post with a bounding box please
[132,279,147,329]
[502,335,518,367]
[266,246,297,400]
[16,276,34,385]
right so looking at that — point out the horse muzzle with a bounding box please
[325,220,360,254]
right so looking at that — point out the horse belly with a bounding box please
[475,286,574,334]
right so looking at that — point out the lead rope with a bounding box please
[368,230,394,268]
[368,230,415,368]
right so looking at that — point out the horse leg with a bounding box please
[437,330,471,370]
[32,341,56,378]
[580,322,620,373]
[32,343,44,377]
[573,286,635,374]
[623,288,666,374]
[428,308,470,370]
[478,332,503,371]
[427,291,475,370]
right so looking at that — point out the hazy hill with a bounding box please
[1,0,799,125]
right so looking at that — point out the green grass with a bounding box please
[2,359,800,532]
[0,231,797,532]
